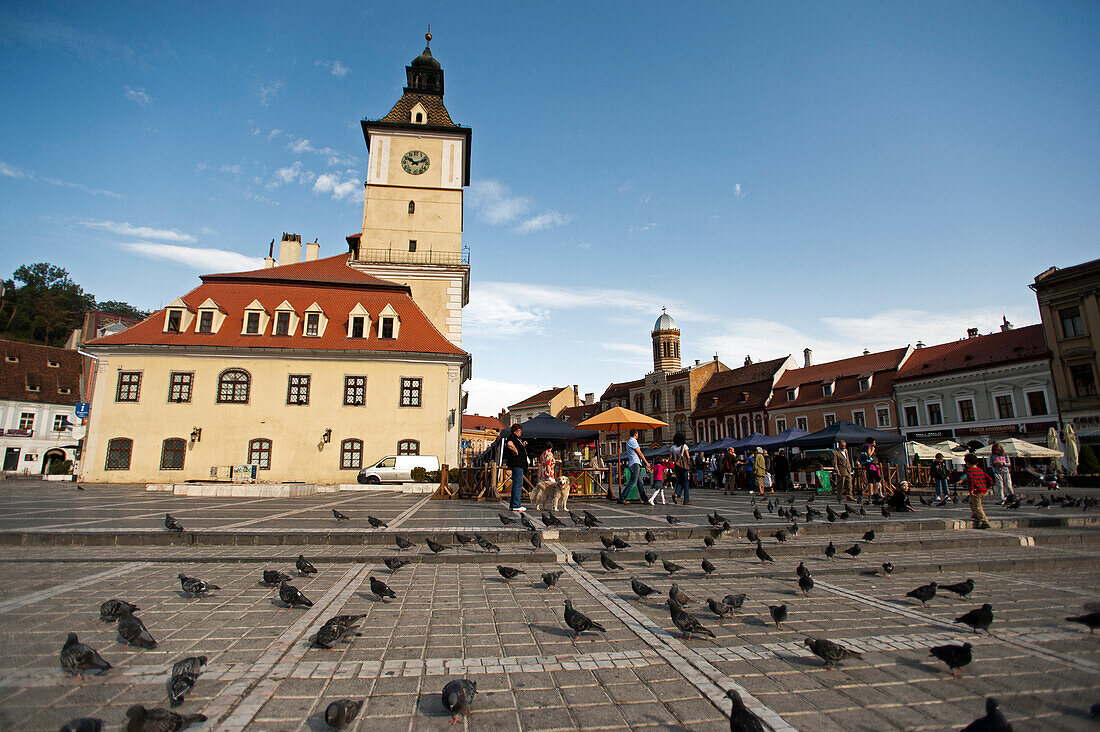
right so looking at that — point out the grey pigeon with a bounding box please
[798,574,814,595]
[862,530,875,542]
[582,511,601,527]
[667,515,681,525]
[755,541,774,563]
[1066,611,1100,633]
[60,719,104,732]
[530,533,542,551]
[668,598,715,639]
[702,558,716,577]
[612,535,630,550]
[825,541,836,560]
[60,633,111,677]
[726,689,765,732]
[704,536,715,549]
[262,570,292,586]
[167,655,207,707]
[324,699,363,729]
[881,562,893,575]
[707,598,733,620]
[906,582,937,607]
[631,577,657,602]
[499,513,518,526]
[929,642,972,678]
[394,534,414,550]
[124,704,206,731]
[442,679,477,723]
[663,559,684,576]
[178,573,219,598]
[669,584,691,606]
[476,534,500,553]
[296,555,317,575]
[100,599,139,621]
[842,544,861,558]
[881,505,891,519]
[279,581,313,609]
[960,697,1012,732]
[520,514,536,531]
[600,551,622,572]
[645,530,657,543]
[942,579,975,597]
[955,604,994,634]
[542,513,563,527]
[644,551,658,565]
[753,508,762,521]
[804,638,861,668]
[454,532,474,545]
[314,619,359,649]
[333,509,350,521]
[796,562,809,578]
[746,529,759,543]
[826,506,837,523]
[384,558,409,573]
[164,514,184,532]
[118,607,157,648]
[541,571,562,588]
[722,594,747,611]
[497,565,525,583]
[367,514,387,528]
[426,538,448,554]
[769,604,787,629]
[564,599,606,640]
[569,511,585,525]
[773,530,787,543]
[369,575,396,601]
[571,551,589,565]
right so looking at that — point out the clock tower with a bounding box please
[350,32,472,347]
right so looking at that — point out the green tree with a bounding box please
[0,263,94,346]
[94,299,150,320]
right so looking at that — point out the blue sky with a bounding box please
[2,2,1098,416]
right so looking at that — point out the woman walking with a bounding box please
[990,442,1013,503]
[753,447,769,494]
[670,433,692,505]
[859,438,884,499]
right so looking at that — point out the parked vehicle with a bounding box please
[357,455,439,484]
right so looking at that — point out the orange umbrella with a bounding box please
[578,407,668,493]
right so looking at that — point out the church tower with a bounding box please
[349,32,471,347]
[652,308,681,372]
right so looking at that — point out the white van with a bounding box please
[357,455,440,484]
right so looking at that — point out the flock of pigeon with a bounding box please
[52,490,1100,731]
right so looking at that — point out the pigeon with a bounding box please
[499,513,518,526]
[612,535,630,550]
[583,511,601,527]
[367,515,387,528]
[842,544,861,558]
[669,584,691,606]
[118,607,157,647]
[60,720,103,732]
[542,513,564,527]
[369,576,396,601]
[296,555,317,575]
[124,705,206,731]
[881,506,891,519]
[600,551,623,572]
[753,508,762,521]
[541,571,563,588]
[825,541,836,560]
[178,573,219,598]
[667,515,681,525]
[571,551,589,565]
[529,533,542,551]
[324,699,363,729]
[942,579,975,597]
[279,581,313,609]
[1066,611,1100,633]
[99,599,139,621]
[826,506,837,523]
[315,617,361,649]
[164,514,184,532]
[442,679,477,724]
[707,512,721,526]
[881,562,894,575]
[768,604,788,629]
[497,565,525,584]
[644,551,659,565]
[668,598,715,639]
[773,530,787,543]
[798,574,814,595]
[645,530,657,543]
[796,561,809,578]
[707,598,733,620]
[702,558,716,577]
[454,532,474,546]
[663,559,684,576]
[383,558,409,573]
[520,514,537,531]
[862,530,875,542]
[906,582,937,607]
[168,655,207,706]
[755,541,774,563]
[599,534,614,550]
[960,697,1012,732]
[426,538,448,554]
[713,510,728,524]
[859,504,867,517]
[839,509,850,520]
[261,570,292,586]
[476,534,501,553]
[929,642,972,678]
[333,509,350,521]
[60,633,111,678]
[804,637,861,669]
[726,689,766,732]
[788,523,800,536]
[704,536,715,549]
[746,529,759,544]
[723,594,747,611]
[394,534,414,551]
[564,599,606,641]
[631,578,658,602]
[569,511,585,525]
[955,604,994,634]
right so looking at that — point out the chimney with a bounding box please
[264,238,275,269]
[967,327,979,339]
[915,341,925,349]
[573,385,579,406]
[278,233,302,266]
[744,355,753,366]
[695,359,700,366]
[863,348,870,355]
[585,392,595,405]
[803,348,813,368]
[1000,316,1013,332]
[305,239,320,262]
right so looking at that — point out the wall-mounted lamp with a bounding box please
[190,427,202,443]
[448,409,456,429]
[322,428,332,444]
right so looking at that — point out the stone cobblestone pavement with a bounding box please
[1,480,1098,730]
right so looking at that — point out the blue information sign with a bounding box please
[74,403,90,419]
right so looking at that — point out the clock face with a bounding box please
[401,150,430,175]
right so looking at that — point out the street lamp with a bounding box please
[322,428,332,444]
[190,427,202,443]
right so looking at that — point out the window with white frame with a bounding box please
[53,414,68,431]
[823,382,834,397]
[378,304,401,339]
[876,407,890,428]
[304,312,320,336]
[19,412,35,431]
[786,388,796,402]
[166,309,182,333]
[169,372,193,403]
[775,417,787,433]
[926,402,943,425]
[852,410,866,426]
[858,377,871,392]
[1025,390,1048,416]
[287,375,310,405]
[116,372,141,402]
[904,405,918,427]
[957,398,976,422]
[796,416,808,431]
[245,311,261,334]
[197,310,214,334]
[823,413,836,427]
[344,376,366,406]
[993,393,1015,420]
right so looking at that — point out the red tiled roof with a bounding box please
[0,339,83,405]
[895,324,1047,382]
[771,347,909,409]
[557,404,601,425]
[462,414,503,431]
[377,92,459,128]
[509,387,569,409]
[774,348,909,390]
[691,357,789,420]
[86,255,465,357]
[698,357,790,395]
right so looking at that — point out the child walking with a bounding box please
[648,457,670,505]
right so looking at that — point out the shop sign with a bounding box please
[956,424,1021,437]
[906,429,953,440]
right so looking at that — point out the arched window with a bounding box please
[415,112,423,123]
[651,391,661,411]
[726,419,735,439]
[340,439,363,470]
[248,438,272,470]
[105,438,132,470]
[673,387,685,410]
[741,416,750,438]
[696,424,705,443]
[397,439,420,456]
[755,415,764,434]
[160,438,186,470]
[634,395,644,413]
[674,342,680,358]
[408,201,415,214]
[217,369,250,404]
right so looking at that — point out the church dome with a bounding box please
[411,33,442,70]
[653,310,677,332]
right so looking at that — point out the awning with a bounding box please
[788,421,905,450]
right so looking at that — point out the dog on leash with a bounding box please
[531,476,573,512]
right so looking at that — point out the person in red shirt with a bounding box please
[956,453,992,529]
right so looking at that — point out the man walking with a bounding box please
[722,448,738,494]
[503,423,529,512]
[957,453,992,529]
[834,441,853,499]
[620,429,650,504]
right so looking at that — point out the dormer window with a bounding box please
[305,313,320,336]
[47,360,60,368]
[241,299,269,336]
[274,311,291,335]
[272,301,299,336]
[163,299,195,333]
[193,298,225,334]
[347,303,371,339]
[5,355,17,363]
[378,304,401,339]
[786,388,797,402]
[302,302,327,338]
[350,317,365,338]
[245,312,261,334]
[858,376,871,392]
[166,310,182,333]
[822,382,834,397]
[197,311,214,334]
[410,102,428,124]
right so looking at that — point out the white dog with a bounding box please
[531,475,573,512]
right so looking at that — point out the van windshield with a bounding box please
[378,457,396,468]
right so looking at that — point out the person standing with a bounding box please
[671,432,692,504]
[503,424,530,512]
[931,453,951,501]
[753,447,768,494]
[693,451,706,490]
[772,449,790,493]
[538,442,556,484]
[620,429,650,504]
[722,448,738,494]
[957,452,992,529]
[859,438,884,499]
[833,441,854,499]
[989,442,1013,503]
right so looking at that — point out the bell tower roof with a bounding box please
[405,31,444,94]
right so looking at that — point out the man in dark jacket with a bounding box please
[503,423,529,512]
[772,450,791,492]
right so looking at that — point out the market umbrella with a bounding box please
[516,412,599,442]
[756,427,810,450]
[930,440,968,453]
[1064,423,1079,473]
[577,407,668,492]
[787,421,905,450]
[974,438,1062,458]
[1047,427,1061,473]
[906,442,944,460]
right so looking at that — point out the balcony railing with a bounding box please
[357,247,470,266]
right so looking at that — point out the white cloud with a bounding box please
[313,172,359,201]
[124,86,152,106]
[315,60,350,77]
[465,288,549,337]
[219,164,242,174]
[0,162,26,179]
[0,159,121,198]
[467,179,569,234]
[258,80,285,106]
[270,161,303,187]
[286,138,357,167]
[80,219,195,243]
[629,222,658,234]
[517,211,571,234]
[732,183,744,199]
[1,11,139,65]
[465,377,544,417]
[123,242,264,272]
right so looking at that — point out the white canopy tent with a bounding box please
[974,438,1063,459]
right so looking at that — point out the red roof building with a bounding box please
[692,356,797,443]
